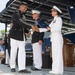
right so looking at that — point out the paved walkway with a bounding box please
[0,64,75,75]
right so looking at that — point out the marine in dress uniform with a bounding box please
[9,2,31,73]
[39,6,63,74]
[31,10,44,70]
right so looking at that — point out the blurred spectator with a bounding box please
[4,32,10,65]
[0,38,5,64]
[8,23,13,56]
[0,39,5,55]
[5,23,13,66]
[0,22,13,64]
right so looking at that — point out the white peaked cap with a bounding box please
[52,6,62,13]
[32,10,41,14]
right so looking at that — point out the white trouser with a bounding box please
[52,40,63,74]
[10,38,26,71]
[5,49,10,65]
[32,42,42,69]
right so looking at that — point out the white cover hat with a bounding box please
[32,10,41,14]
[52,6,62,13]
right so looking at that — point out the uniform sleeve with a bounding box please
[24,28,29,33]
[51,18,62,32]
[12,13,31,29]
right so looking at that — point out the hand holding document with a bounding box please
[47,27,51,31]
[30,26,50,33]
[32,26,39,32]
[30,25,39,34]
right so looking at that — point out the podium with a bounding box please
[63,38,74,67]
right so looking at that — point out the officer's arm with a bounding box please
[24,28,29,33]
[12,13,31,29]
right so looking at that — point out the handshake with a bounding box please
[32,25,39,32]
[31,25,50,32]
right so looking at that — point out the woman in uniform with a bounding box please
[39,6,64,74]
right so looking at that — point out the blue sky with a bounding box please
[0,0,9,30]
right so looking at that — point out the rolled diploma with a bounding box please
[39,28,47,32]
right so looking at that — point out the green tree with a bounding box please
[0,30,8,38]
